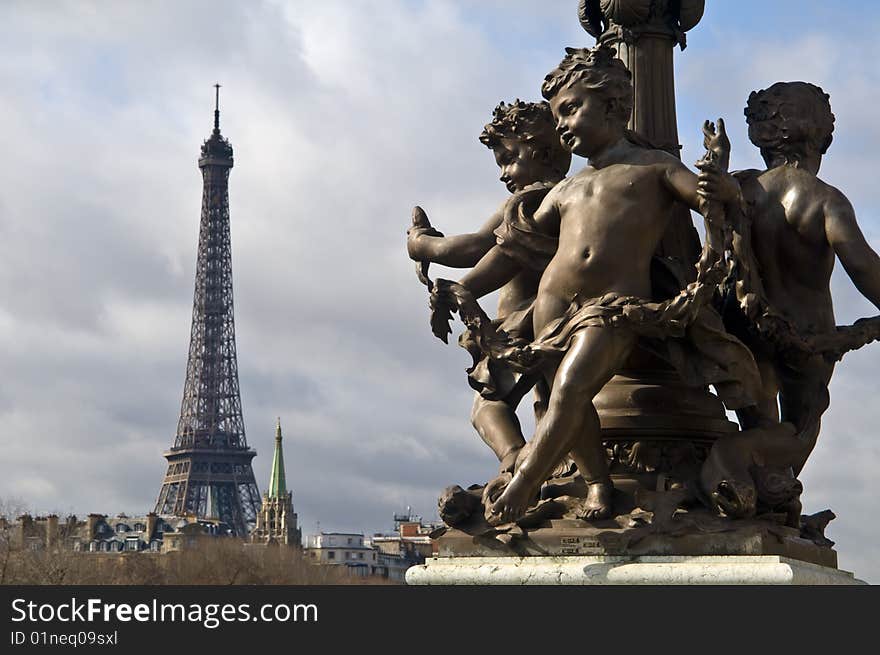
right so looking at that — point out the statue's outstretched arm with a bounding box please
[825,190,880,310]
[459,246,521,299]
[407,203,504,268]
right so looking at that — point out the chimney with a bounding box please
[146,512,158,540]
[17,514,33,549]
[87,514,104,539]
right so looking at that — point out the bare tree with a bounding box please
[0,496,31,584]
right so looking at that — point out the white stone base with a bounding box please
[405,555,867,585]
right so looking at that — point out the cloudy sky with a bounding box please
[1,1,878,582]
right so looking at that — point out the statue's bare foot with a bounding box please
[578,480,614,521]
[488,473,538,526]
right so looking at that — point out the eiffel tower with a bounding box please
[154,86,260,536]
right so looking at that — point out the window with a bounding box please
[327,551,335,560]
[358,553,364,560]
[347,537,352,545]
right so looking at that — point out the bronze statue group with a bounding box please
[408,45,880,534]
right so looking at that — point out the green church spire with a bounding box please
[267,418,287,498]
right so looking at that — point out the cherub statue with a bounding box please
[407,100,571,480]
[718,82,880,475]
[429,45,761,525]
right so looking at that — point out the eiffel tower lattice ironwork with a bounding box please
[154,85,260,536]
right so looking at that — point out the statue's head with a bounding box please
[541,45,633,158]
[745,82,835,171]
[479,100,571,192]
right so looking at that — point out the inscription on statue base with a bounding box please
[436,517,838,569]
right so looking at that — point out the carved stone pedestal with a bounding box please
[405,555,866,585]
[411,513,864,585]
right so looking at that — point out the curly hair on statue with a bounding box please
[479,99,571,176]
[745,81,835,166]
[540,44,633,125]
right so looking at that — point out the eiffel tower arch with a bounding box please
[154,86,260,536]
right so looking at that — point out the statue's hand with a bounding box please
[407,206,444,261]
[701,117,730,171]
[696,161,740,206]
[506,344,540,371]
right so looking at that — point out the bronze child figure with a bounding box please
[431,45,753,524]
[721,82,880,475]
[407,100,571,479]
